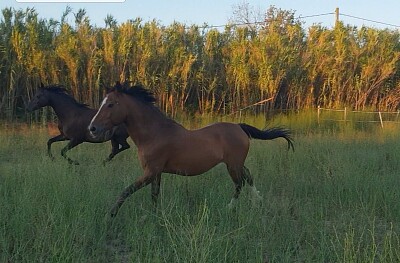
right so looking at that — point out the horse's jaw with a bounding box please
[89,126,117,141]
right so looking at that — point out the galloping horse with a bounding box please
[27,83,130,165]
[89,82,294,217]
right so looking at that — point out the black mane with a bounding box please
[109,81,183,128]
[40,84,68,94]
[41,84,89,108]
[110,82,156,105]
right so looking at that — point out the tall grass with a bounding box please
[1,118,400,262]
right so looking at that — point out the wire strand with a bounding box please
[298,12,335,20]
[340,13,400,28]
[188,11,399,30]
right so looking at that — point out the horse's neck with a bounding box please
[49,94,84,121]
[125,102,184,147]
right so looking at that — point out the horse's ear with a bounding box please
[122,80,131,89]
[105,86,112,94]
[115,81,123,92]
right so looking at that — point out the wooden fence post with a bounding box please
[378,111,384,128]
[314,107,400,128]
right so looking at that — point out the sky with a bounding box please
[1,0,399,30]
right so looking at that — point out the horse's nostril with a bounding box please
[89,126,96,132]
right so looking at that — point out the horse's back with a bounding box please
[199,122,250,162]
[194,122,248,146]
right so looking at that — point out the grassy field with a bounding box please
[1,118,400,262]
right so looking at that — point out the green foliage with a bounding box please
[1,6,400,121]
[1,120,400,262]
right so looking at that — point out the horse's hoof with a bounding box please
[227,198,237,210]
[251,196,263,207]
[110,207,119,217]
[138,215,148,224]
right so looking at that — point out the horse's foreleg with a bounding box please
[61,139,82,165]
[151,174,162,205]
[47,134,67,160]
[110,171,157,217]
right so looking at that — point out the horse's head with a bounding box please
[27,83,50,112]
[89,82,127,139]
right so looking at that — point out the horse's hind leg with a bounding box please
[104,138,130,163]
[118,137,130,152]
[227,166,262,209]
[227,165,246,209]
[243,166,262,206]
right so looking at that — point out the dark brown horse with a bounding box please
[89,82,294,217]
[27,83,130,165]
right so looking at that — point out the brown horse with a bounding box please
[89,82,294,217]
[27,83,130,165]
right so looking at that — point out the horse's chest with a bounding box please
[61,120,87,139]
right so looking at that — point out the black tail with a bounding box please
[239,123,294,151]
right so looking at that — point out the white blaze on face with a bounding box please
[89,95,108,131]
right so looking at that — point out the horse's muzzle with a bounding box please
[88,124,102,139]
[88,124,115,140]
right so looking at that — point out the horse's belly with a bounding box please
[166,163,220,176]
[164,150,223,176]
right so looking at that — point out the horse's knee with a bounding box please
[61,148,67,156]
[151,184,160,200]
[151,175,161,201]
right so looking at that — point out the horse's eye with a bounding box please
[108,103,114,108]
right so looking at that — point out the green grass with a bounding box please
[1,120,400,262]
